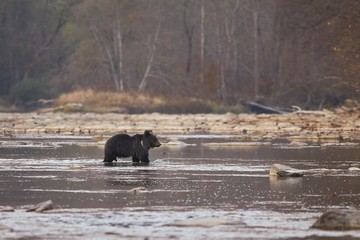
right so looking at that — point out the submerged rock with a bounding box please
[308,168,342,175]
[130,187,147,195]
[269,176,303,191]
[26,200,53,212]
[312,210,360,230]
[269,164,304,177]
[69,164,86,170]
[166,217,240,228]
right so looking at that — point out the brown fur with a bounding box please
[103,130,161,163]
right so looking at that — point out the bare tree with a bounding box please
[138,22,161,91]
[116,20,124,92]
[183,0,196,82]
[77,0,138,92]
[22,8,67,82]
[252,0,260,99]
[92,24,124,92]
[25,0,358,109]
[216,15,227,104]
[199,0,206,89]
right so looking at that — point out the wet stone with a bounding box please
[348,167,360,172]
[312,210,360,230]
[69,164,86,170]
[130,187,148,195]
[26,200,53,213]
[269,164,304,177]
[0,206,14,212]
[166,217,241,228]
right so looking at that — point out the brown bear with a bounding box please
[103,130,161,164]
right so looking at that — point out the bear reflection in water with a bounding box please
[103,130,161,165]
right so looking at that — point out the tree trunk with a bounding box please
[217,15,229,105]
[183,0,194,82]
[253,6,259,99]
[138,23,161,92]
[200,0,206,92]
[116,21,124,91]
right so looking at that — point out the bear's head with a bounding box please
[142,130,161,149]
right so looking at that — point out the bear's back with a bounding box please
[105,134,134,155]
[106,133,132,145]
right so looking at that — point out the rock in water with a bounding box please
[130,187,147,195]
[348,167,360,172]
[26,200,53,212]
[269,164,304,177]
[166,217,239,227]
[69,164,86,170]
[0,205,14,212]
[312,210,360,230]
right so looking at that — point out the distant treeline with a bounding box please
[0,0,359,110]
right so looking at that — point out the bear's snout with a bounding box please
[155,142,161,147]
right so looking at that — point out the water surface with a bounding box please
[0,135,359,239]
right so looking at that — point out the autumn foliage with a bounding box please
[0,0,359,111]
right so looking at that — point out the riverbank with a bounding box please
[0,106,359,141]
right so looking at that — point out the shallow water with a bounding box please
[0,135,360,239]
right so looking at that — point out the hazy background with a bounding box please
[0,0,359,111]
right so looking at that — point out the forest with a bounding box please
[0,0,359,112]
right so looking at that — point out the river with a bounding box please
[0,134,359,239]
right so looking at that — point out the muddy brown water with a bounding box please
[0,135,360,239]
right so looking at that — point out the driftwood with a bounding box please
[244,101,292,114]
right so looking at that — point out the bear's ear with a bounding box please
[144,130,152,136]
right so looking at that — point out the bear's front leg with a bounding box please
[140,154,150,164]
[132,156,140,163]
[104,153,117,163]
